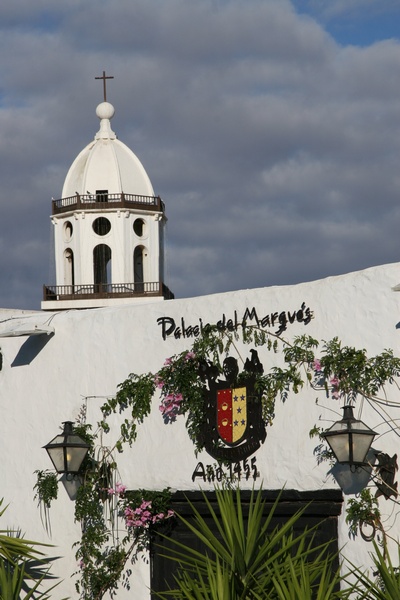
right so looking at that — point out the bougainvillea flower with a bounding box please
[159,392,184,423]
[313,359,322,372]
[330,377,340,399]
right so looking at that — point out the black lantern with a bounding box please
[321,405,376,467]
[44,421,90,474]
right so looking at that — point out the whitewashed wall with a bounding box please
[0,262,399,598]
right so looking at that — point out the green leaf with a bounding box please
[154,486,345,599]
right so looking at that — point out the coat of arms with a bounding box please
[198,350,267,462]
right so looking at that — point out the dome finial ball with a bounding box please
[96,102,115,120]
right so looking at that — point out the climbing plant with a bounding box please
[34,324,400,599]
[35,420,174,600]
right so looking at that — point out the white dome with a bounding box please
[61,102,154,198]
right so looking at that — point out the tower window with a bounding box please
[93,217,111,236]
[64,248,75,287]
[133,218,146,237]
[96,189,108,203]
[63,221,73,242]
[134,246,144,285]
[94,244,112,286]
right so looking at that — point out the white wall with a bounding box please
[1,262,399,598]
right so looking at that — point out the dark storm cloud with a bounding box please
[0,0,399,308]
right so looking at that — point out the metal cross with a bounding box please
[95,71,114,102]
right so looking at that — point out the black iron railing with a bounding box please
[43,282,174,301]
[52,193,164,215]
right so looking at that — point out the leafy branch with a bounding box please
[33,325,400,596]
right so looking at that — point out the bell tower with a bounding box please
[42,74,173,310]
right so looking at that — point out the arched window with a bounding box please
[134,246,144,284]
[64,248,74,288]
[64,221,73,242]
[134,246,147,292]
[93,244,112,289]
[133,218,146,237]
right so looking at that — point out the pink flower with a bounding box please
[107,482,127,496]
[330,377,340,399]
[160,392,184,423]
[313,359,322,372]
[185,352,195,360]
[154,375,164,389]
[164,357,173,366]
[124,502,174,530]
[115,483,126,494]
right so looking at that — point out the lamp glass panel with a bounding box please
[46,446,66,473]
[326,434,350,463]
[352,433,375,464]
[352,421,372,431]
[68,434,87,444]
[68,447,89,473]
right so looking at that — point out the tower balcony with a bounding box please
[43,281,174,301]
[42,281,174,310]
[52,192,165,215]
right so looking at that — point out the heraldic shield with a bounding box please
[199,350,267,462]
[217,385,247,446]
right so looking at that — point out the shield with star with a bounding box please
[198,351,267,462]
[217,386,248,446]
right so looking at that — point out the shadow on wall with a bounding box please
[329,451,375,495]
[11,333,54,367]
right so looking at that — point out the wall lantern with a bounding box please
[321,405,376,468]
[44,421,89,475]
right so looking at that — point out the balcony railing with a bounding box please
[43,282,174,302]
[52,193,164,215]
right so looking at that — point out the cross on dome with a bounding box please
[95,70,114,102]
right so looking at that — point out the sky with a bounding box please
[1,0,400,310]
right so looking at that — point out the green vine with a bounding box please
[308,426,335,465]
[33,470,58,509]
[73,480,174,599]
[33,469,59,534]
[34,418,174,600]
[100,372,155,452]
[346,488,383,543]
[33,326,400,597]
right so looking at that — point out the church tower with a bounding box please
[42,74,173,311]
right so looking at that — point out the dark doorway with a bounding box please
[134,246,144,291]
[96,189,108,203]
[93,244,111,287]
[150,488,343,597]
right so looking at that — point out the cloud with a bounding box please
[0,0,399,309]
[293,0,400,21]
